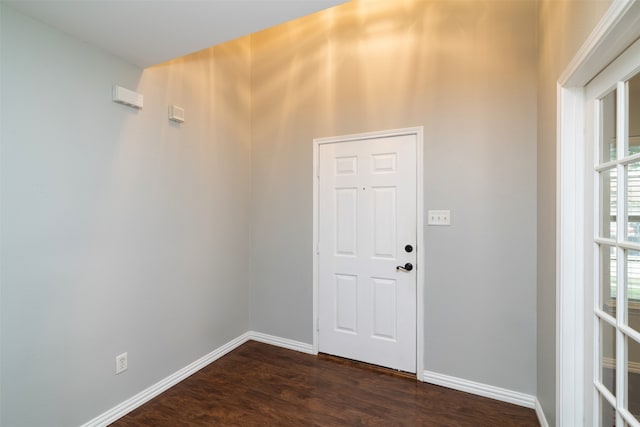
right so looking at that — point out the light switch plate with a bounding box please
[428,210,451,226]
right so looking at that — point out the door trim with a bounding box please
[312,126,424,380]
[557,1,640,425]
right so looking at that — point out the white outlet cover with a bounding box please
[428,210,451,226]
[115,352,128,375]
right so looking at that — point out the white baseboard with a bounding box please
[82,333,545,427]
[79,331,313,426]
[422,370,536,409]
[79,332,252,427]
[248,331,314,354]
[535,398,550,427]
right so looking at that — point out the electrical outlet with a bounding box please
[428,210,451,226]
[115,352,128,375]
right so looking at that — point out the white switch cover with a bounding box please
[428,210,451,226]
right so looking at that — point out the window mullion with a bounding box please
[616,79,628,424]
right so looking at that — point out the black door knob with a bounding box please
[405,244,413,253]
[396,263,413,272]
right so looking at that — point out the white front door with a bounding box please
[317,133,417,373]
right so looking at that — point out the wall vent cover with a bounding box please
[112,85,143,109]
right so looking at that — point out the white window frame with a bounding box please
[587,39,640,425]
[557,1,640,425]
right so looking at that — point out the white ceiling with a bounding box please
[3,0,347,68]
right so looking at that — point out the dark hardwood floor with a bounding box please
[110,341,540,426]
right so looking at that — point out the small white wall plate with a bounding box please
[427,210,451,226]
[112,85,143,109]
[169,105,185,123]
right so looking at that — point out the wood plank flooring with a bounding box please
[110,341,540,426]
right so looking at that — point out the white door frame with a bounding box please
[312,126,425,380]
[557,1,640,425]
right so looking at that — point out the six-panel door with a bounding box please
[318,134,417,373]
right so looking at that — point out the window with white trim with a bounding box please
[592,46,640,427]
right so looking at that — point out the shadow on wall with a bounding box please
[249,0,537,397]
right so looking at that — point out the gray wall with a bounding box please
[1,1,622,425]
[0,6,251,426]
[250,0,538,395]
[536,1,613,425]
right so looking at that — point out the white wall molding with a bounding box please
[557,84,586,427]
[248,331,314,354]
[557,1,640,425]
[536,398,551,427]
[79,332,252,427]
[559,0,639,87]
[422,370,536,409]
[80,331,547,427]
[79,332,313,427]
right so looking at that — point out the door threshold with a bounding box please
[318,352,416,380]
